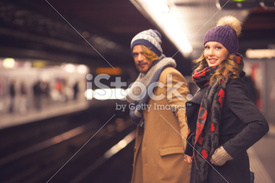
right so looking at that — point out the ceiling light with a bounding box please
[64,64,76,73]
[3,58,15,69]
[77,64,89,74]
[131,0,192,57]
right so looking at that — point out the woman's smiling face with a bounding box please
[204,41,229,67]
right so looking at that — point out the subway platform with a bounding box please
[0,99,274,183]
[0,100,90,130]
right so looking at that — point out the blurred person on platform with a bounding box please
[73,81,79,101]
[9,79,16,113]
[19,81,28,114]
[126,29,191,183]
[41,81,51,105]
[33,80,42,110]
[184,16,269,183]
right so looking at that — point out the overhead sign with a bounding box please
[217,0,259,9]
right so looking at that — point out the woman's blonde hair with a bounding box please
[193,54,240,84]
[141,45,159,62]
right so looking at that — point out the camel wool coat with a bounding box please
[131,67,191,183]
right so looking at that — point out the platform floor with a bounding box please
[0,100,89,129]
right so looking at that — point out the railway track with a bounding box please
[0,106,135,183]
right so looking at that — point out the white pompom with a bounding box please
[217,16,242,36]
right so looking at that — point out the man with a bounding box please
[126,29,191,183]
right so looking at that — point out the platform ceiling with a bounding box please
[0,0,275,74]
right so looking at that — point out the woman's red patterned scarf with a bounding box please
[192,55,243,182]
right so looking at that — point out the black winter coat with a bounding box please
[185,77,269,183]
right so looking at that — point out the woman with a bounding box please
[184,16,269,183]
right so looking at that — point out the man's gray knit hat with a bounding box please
[130,29,163,57]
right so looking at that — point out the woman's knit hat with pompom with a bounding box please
[204,16,242,54]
